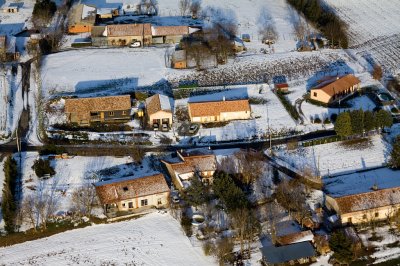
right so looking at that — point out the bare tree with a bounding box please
[179,0,190,16]
[257,7,278,43]
[231,207,260,257]
[234,149,264,185]
[71,180,98,217]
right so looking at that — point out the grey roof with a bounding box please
[260,242,316,264]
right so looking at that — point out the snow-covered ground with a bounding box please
[274,135,389,177]
[0,66,24,143]
[325,0,400,76]
[40,47,178,97]
[0,212,216,266]
[359,226,400,264]
[18,152,161,227]
[0,0,34,35]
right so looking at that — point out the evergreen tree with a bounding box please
[183,176,209,208]
[2,156,18,234]
[213,172,248,212]
[376,109,393,129]
[329,231,354,263]
[363,110,376,132]
[389,136,400,169]
[334,112,352,137]
[349,110,364,135]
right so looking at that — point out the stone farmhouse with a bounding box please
[64,95,131,126]
[95,173,170,217]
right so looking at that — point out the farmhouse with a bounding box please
[144,94,173,130]
[95,174,170,217]
[325,187,400,225]
[188,98,251,123]
[310,74,361,104]
[64,95,131,126]
[260,241,316,265]
[105,23,152,47]
[151,25,189,44]
[162,149,217,189]
[68,4,97,34]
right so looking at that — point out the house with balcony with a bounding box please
[95,173,170,217]
[64,95,131,126]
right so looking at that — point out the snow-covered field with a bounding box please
[0,212,215,266]
[40,47,177,97]
[274,135,389,177]
[325,0,400,76]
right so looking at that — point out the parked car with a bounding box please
[172,195,180,203]
[162,124,168,131]
[188,123,199,134]
[153,123,159,131]
[130,41,141,48]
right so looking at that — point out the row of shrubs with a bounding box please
[276,91,300,121]
[302,135,345,147]
[52,123,132,132]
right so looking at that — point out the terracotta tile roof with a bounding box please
[275,83,289,89]
[65,95,131,113]
[145,94,172,116]
[164,150,217,175]
[95,174,169,204]
[152,25,189,36]
[188,99,251,117]
[276,230,314,246]
[107,23,151,37]
[311,74,361,97]
[332,187,400,214]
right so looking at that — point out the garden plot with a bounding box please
[273,135,389,177]
[19,152,159,228]
[0,212,215,266]
[40,47,178,97]
[175,84,298,142]
[324,167,400,197]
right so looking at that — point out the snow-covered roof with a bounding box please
[95,173,169,204]
[260,242,316,264]
[163,149,217,176]
[82,4,96,20]
[329,186,400,214]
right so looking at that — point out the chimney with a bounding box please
[222,96,225,101]
[336,76,339,80]
[371,183,379,191]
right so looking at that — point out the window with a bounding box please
[122,203,126,207]
[128,202,133,208]
[141,199,148,206]
[313,92,317,97]
[362,214,367,219]
[123,186,128,191]
[157,198,162,205]
[375,212,379,218]
[347,217,352,224]
[109,111,114,116]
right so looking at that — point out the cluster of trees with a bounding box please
[389,136,400,169]
[287,0,348,48]
[2,156,18,233]
[32,0,57,27]
[334,109,393,137]
[257,7,278,42]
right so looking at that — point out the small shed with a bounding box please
[3,3,20,13]
[171,50,187,69]
[275,83,289,93]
